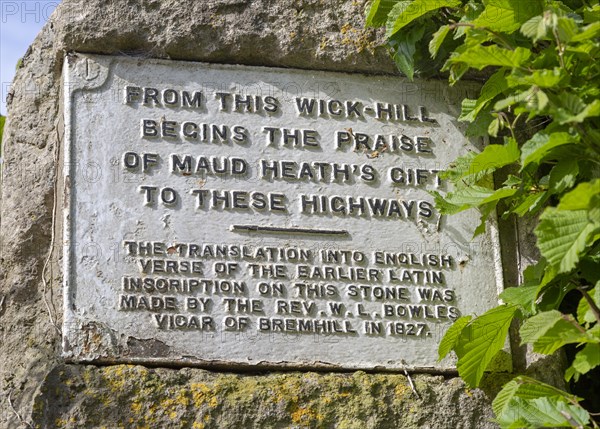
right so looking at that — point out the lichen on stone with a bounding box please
[27,364,501,428]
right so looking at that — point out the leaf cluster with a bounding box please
[367,0,600,427]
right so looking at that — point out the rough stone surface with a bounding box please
[0,0,541,428]
[29,365,507,429]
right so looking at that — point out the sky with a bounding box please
[1,0,60,115]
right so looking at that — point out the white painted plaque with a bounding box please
[63,54,504,371]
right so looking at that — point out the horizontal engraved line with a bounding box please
[230,224,349,236]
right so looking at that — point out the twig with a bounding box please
[7,390,34,428]
[577,286,600,325]
[561,314,587,335]
[560,411,583,429]
[401,360,421,400]
[552,26,566,69]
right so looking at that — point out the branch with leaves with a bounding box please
[367,0,600,427]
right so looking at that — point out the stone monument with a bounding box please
[1,1,543,427]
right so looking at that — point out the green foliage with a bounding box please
[492,376,587,428]
[439,305,518,387]
[367,0,600,427]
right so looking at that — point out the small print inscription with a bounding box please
[63,54,503,371]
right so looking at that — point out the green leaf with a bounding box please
[438,315,472,360]
[494,87,536,111]
[500,286,538,313]
[549,93,600,124]
[389,25,426,80]
[583,4,600,24]
[519,310,563,344]
[497,396,590,428]
[556,99,600,124]
[440,185,518,214]
[523,259,547,284]
[537,280,577,312]
[589,195,600,226]
[558,179,600,211]
[488,117,501,137]
[460,98,477,121]
[429,25,451,59]
[466,112,494,137]
[470,138,520,176]
[568,343,600,381]
[473,202,497,237]
[520,132,577,168]
[576,282,600,325]
[548,158,579,195]
[536,208,596,273]
[506,68,566,88]
[535,90,549,111]
[431,191,463,215]
[520,310,588,354]
[473,0,543,33]
[440,151,478,181]
[436,185,515,232]
[493,379,523,420]
[511,192,546,216]
[438,139,516,187]
[454,305,518,387]
[366,0,400,27]
[565,39,597,55]
[493,375,579,420]
[556,92,586,115]
[481,187,518,205]
[386,0,461,37]
[448,62,470,85]
[556,16,579,42]
[449,45,532,70]
[521,15,547,41]
[570,21,600,42]
[459,69,508,122]
[442,186,495,208]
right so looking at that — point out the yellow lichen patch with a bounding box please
[271,375,304,405]
[339,23,378,53]
[319,36,329,50]
[394,382,412,401]
[192,421,204,429]
[53,416,78,428]
[190,382,213,408]
[291,406,324,426]
[213,374,259,405]
[101,365,137,392]
[129,401,143,414]
[340,23,353,34]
